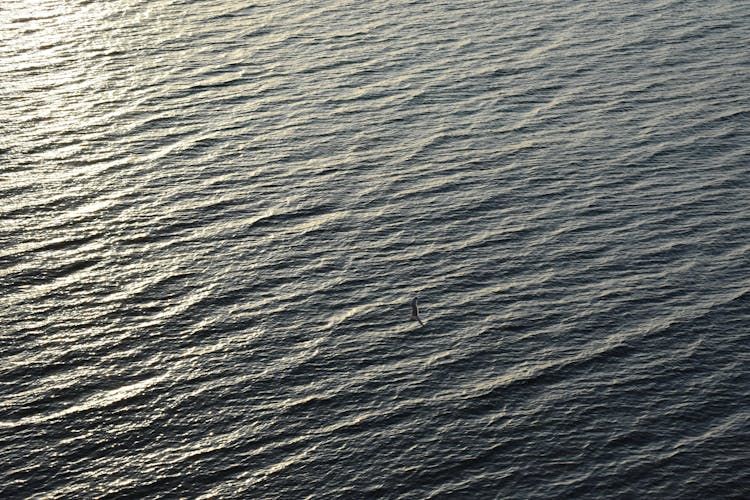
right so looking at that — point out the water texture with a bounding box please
[1,0,749,497]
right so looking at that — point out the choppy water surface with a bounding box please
[2,0,749,497]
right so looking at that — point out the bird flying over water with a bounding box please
[411,297,424,326]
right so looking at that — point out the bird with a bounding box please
[411,297,424,326]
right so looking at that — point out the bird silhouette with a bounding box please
[411,297,424,326]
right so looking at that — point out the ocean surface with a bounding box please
[2,0,749,498]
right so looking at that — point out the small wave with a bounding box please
[0,374,169,429]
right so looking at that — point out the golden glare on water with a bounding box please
[3,0,123,92]
[4,1,72,58]
[3,0,134,176]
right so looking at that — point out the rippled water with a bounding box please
[2,0,749,498]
